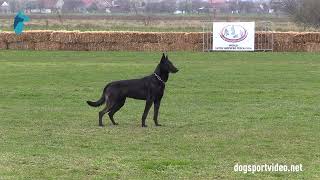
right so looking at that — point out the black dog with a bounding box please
[87,53,178,127]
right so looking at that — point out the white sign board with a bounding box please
[212,22,255,51]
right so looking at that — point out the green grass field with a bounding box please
[0,51,319,179]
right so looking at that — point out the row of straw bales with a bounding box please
[0,31,203,51]
[271,32,320,52]
[0,31,320,52]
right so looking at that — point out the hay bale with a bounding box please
[133,32,161,43]
[8,41,35,50]
[87,42,113,51]
[104,32,129,43]
[0,31,52,43]
[123,42,141,51]
[77,32,105,43]
[159,32,182,44]
[272,32,295,51]
[190,43,203,51]
[275,42,304,52]
[60,43,88,51]
[102,32,119,43]
[293,33,308,43]
[184,32,203,44]
[0,41,7,49]
[105,42,125,51]
[25,30,53,42]
[305,43,320,52]
[255,32,273,43]
[86,43,100,51]
[301,33,317,43]
[2,32,27,43]
[79,31,134,44]
[88,41,136,51]
[35,42,61,50]
[142,43,165,52]
[305,33,320,43]
[0,32,9,42]
[274,32,294,44]
[50,31,80,43]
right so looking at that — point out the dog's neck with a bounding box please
[154,64,169,82]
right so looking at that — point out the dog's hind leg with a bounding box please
[108,98,126,125]
[98,106,110,127]
[98,94,114,127]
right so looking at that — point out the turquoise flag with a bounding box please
[14,11,30,35]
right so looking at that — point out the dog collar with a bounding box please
[154,73,165,84]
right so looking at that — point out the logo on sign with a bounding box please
[219,25,248,43]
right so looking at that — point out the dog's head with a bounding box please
[160,53,179,73]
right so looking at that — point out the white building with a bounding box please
[0,1,9,14]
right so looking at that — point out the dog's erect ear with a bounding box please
[161,53,166,63]
[165,55,168,60]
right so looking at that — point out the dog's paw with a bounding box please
[113,123,119,125]
[142,124,148,128]
[155,124,162,126]
[99,124,104,127]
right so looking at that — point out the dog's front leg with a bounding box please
[153,100,161,126]
[141,100,153,127]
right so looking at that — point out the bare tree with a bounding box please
[282,0,320,28]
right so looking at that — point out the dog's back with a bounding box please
[106,77,151,100]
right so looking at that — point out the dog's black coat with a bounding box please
[87,54,178,127]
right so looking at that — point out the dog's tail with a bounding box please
[87,95,105,107]
[87,93,106,107]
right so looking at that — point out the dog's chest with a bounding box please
[152,84,165,96]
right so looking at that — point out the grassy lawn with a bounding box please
[0,51,319,179]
